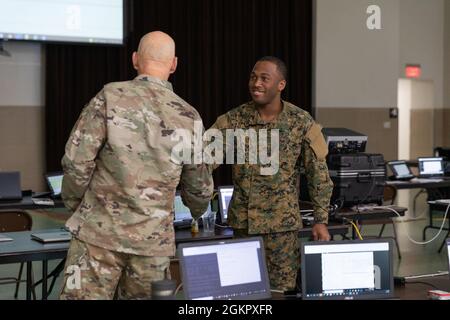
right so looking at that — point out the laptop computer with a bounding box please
[218,186,234,224]
[173,193,212,228]
[45,172,63,199]
[300,239,395,300]
[178,237,271,300]
[0,171,22,201]
[387,160,415,181]
[447,238,450,279]
[418,157,450,179]
[30,230,72,243]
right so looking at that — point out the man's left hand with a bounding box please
[311,223,331,241]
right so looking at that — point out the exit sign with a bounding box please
[405,65,421,79]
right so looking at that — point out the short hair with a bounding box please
[256,56,288,80]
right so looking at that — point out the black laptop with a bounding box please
[178,237,272,300]
[387,161,415,181]
[218,186,234,224]
[418,157,450,180]
[300,239,395,300]
[0,171,22,201]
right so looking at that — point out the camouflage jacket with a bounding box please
[62,75,213,257]
[209,101,333,234]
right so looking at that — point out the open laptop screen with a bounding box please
[46,172,63,196]
[301,239,394,300]
[174,194,193,222]
[388,161,414,180]
[447,238,450,279]
[418,157,444,177]
[218,186,233,224]
[178,237,271,300]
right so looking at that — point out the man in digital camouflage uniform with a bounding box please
[59,31,213,299]
[208,56,333,291]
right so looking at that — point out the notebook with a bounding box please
[0,171,22,201]
[218,186,234,224]
[300,239,395,300]
[30,231,72,243]
[178,237,271,300]
[418,157,450,179]
[45,172,63,198]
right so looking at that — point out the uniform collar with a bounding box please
[247,100,289,126]
[135,74,173,92]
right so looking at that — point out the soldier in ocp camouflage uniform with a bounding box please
[59,31,213,299]
[208,57,333,291]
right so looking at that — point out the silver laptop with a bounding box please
[31,231,72,243]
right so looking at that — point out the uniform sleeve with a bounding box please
[301,122,334,224]
[204,114,230,171]
[61,90,107,213]
[180,119,214,220]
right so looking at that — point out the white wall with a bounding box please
[399,0,445,109]
[315,0,400,108]
[445,0,450,109]
[315,0,446,110]
[0,41,44,107]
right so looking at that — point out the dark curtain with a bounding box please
[45,0,313,187]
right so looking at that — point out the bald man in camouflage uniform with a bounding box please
[209,57,333,291]
[60,31,213,299]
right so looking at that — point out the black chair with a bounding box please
[0,210,36,299]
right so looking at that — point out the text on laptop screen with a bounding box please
[419,158,444,175]
[47,175,63,195]
[301,240,393,300]
[218,187,233,223]
[179,238,271,300]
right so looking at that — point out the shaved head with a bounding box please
[137,31,175,62]
[133,31,178,80]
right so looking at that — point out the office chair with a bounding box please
[358,185,402,259]
[0,210,36,299]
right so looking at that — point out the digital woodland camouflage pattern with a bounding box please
[60,237,170,300]
[61,75,213,257]
[209,101,333,291]
[209,101,333,234]
[234,229,299,291]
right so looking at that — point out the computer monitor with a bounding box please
[218,186,234,224]
[0,171,22,201]
[387,161,415,180]
[45,172,63,197]
[301,239,394,300]
[418,157,444,177]
[178,237,271,300]
[173,193,211,227]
